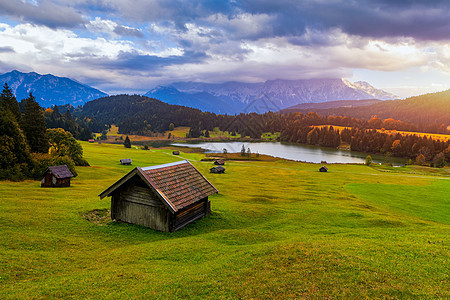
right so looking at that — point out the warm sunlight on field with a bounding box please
[1,142,449,299]
[316,125,450,142]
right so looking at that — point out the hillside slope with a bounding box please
[283,90,450,126]
[0,70,107,107]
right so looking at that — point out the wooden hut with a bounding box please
[319,166,328,172]
[210,166,225,174]
[99,160,218,232]
[120,159,132,165]
[41,165,74,187]
[214,159,225,165]
[172,151,180,155]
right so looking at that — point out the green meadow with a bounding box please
[0,142,449,299]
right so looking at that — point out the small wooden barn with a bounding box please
[172,151,180,155]
[99,160,218,232]
[210,166,225,174]
[319,166,328,172]
[214,159,225,165]
[41,165,74,187]
[120,159,132,165]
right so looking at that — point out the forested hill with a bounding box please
[78,94,220,134]
[282,90,450,128]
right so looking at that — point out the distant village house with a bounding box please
[99,160,218,232]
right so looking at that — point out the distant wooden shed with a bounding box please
[319,166,328,172]
[210,166,225,174]
[173,151,180,155]
[214,159,225,165]
[99,160,218,232]
[41,165,74,187]
[120,159,132,165]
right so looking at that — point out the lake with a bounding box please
[173,141,404,165]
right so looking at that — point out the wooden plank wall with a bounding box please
[173,199,207,230]
[112,182,171,231]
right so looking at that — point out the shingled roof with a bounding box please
[99,160,218,213]
[46,165,74,179]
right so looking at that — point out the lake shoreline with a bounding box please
[172,140,406,166]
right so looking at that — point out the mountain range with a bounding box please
[145,79,399,114]
[0,70,400,114]
[0,70,107,107]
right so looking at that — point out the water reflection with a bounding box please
[173,141,404,165]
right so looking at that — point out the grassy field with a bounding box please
[0,142,449,298]
[96,126,280,144]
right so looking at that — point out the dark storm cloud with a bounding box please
[0,0,85,29]
[113,25,144,38]
[0,46,15,53]
[237,0,450,41]
[85,50,208,71]
[1,0,448,41]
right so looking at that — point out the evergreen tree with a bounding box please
[0,109,31,180]
[169,123,175,131]
[241,144,246,156]
[365,155,372,166]
[204,129,210,138]
[432,152,446,168]
[124,135,131,148]
[20,93,49,153]
[0,83,21,122]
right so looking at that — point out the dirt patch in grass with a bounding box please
[82,209,111,225]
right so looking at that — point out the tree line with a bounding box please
[0,84,89,181]
[280,116,449,166]
[75,94,449,165]
[282,90,450,134]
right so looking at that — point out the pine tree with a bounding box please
[0,83,21,122]
[0,109,31,180]
[124,135,131,148]
[20,93,49,153]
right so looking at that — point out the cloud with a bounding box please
[0,0,449,98]
[85,50,208,71]
[87,18,144,38]
[0,46,15,53]
[0,0,85,29]
[113,25,144,38]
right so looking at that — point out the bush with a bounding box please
[0,163,28,181]
[365,155,372,166]
[31,153,77,179]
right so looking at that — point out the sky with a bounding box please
[0,0,449,98]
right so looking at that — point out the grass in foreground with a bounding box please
[0,142,448,299]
